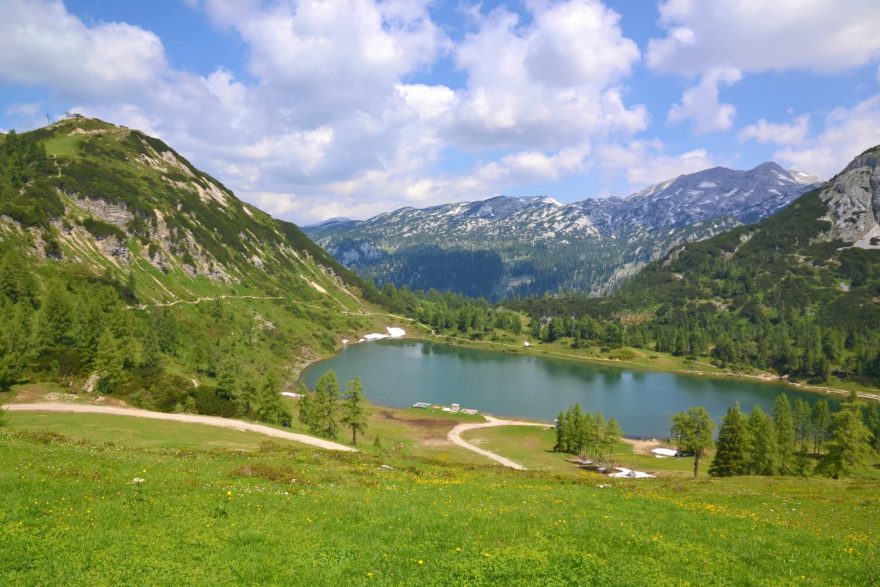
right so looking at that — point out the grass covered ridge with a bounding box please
[1,427,877,585]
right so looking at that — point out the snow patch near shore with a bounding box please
[360,327,406,342]
[609,467,655,479]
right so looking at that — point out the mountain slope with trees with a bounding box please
[513,145,880,389]
[0,117,383,420]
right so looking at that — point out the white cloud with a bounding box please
[203,0,446,124]
[0,0,671,224]
[667,67,742,133]
[739,115,810,146]
[449,0,645,148]
[648,0,880,75]
[773,95,880,177]
[596,140,717,186]
[0,0,166,101]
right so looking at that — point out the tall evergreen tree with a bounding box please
[670,407,715,479]
[253,373,292,426]
[314,370,340,440]
[793,398,812,452]
[32,282,72,351]
[773,395,796,474]
[747,406,778,476]
[94,327,125,393]
[553,410,566,452]
[811,399,831,455]
[823,395,872,478]
[710,403,750,477]
[341,378,369,445]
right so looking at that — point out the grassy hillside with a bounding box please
[0,117,398,421]
[1,425,877,585]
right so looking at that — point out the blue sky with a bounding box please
[2,0,879,223]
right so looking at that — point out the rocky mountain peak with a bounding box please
[818,145,880,248]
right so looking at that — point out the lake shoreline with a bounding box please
[400,334,879,403]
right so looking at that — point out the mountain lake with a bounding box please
[302,339,835,438]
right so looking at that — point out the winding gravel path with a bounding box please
[448,415,551,470]
[3,403,357,452]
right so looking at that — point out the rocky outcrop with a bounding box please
[68,194,133,228]
[819,147,880,249]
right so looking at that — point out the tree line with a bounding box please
[669,392,878,479]
[298,370,368,445]
[553,403,622,467]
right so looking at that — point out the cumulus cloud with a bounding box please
[739,115,810,146]
[450,0,645,148]
[0,0,166,101]
[667,67,742,133]
[648,0,880,75]
[202,0,446,124]
[596,140,718,186]
[0,0,674,223]
[773,95,880,177]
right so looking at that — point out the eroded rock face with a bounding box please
[819,149,880,248]
[68,195,133,227]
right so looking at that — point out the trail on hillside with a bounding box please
[3,403,357,452]
[448,416,551,470]
[131,294,283,310]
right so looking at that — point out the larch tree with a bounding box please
[604,418,622,467]
[812,399,831,455]
[670,407,715,479]
[314,370,340,440]
[793,398,812,452]
[773,395,796,474]
[710,403,750,477]
[341,378,369,446]
[823,396,872,478]
[747,405,778,476]
[553,410,566,452]
[94,327,125,393]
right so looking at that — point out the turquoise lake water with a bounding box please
[302,339,830,438]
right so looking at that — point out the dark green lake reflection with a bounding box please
[303,340,829,438]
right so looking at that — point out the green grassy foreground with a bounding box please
[1,424,878,585]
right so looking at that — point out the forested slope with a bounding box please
[0,117,382,421]
[512,146,880,387]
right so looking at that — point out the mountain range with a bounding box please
[306,163,820,298]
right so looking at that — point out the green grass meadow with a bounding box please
[1,416,878,585]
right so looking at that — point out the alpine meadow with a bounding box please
[2,1,880,585]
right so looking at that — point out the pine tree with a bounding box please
[671,407,715,479]
[747,405,778,475]
[773,395,796,474]
[823,396,872,478]
[341,378,369,445]
[710,403,750,477]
